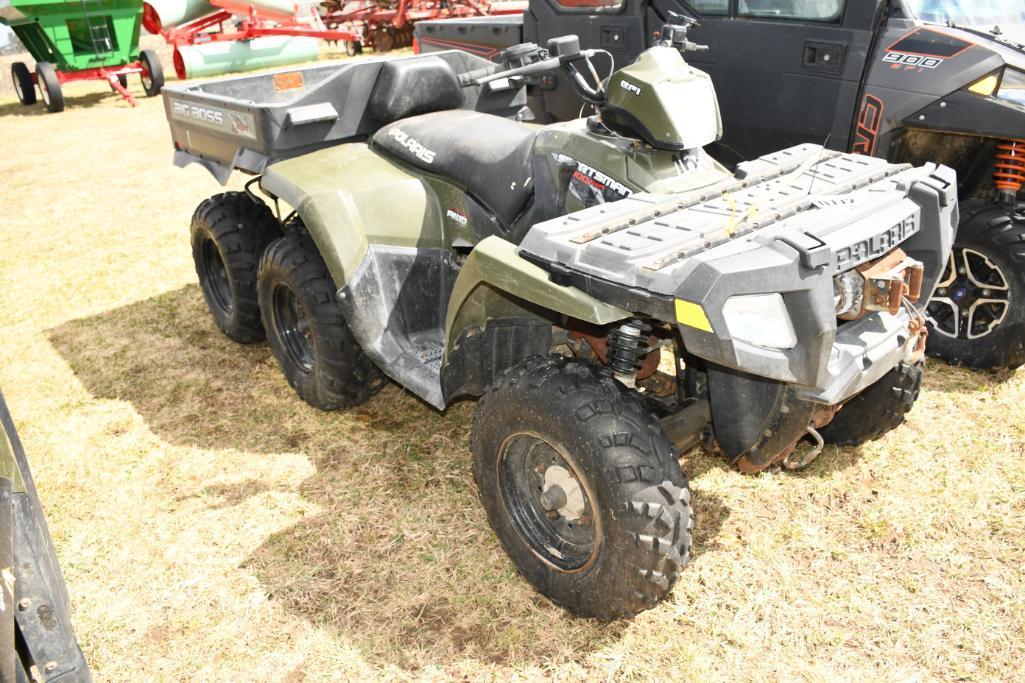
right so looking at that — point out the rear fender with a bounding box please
[259,143,440,288]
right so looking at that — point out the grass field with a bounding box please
[1,44,1024,682]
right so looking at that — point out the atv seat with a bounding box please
[373,110,537,227]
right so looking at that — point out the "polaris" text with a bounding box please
[389,128,436,164]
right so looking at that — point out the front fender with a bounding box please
[259,142,438,288]
[444,237,631,354]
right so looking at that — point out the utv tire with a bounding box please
[11,62,35,105]
[925,201,1025,371]
[190,192,280,343]
[472,355,693,620]
[258,232,387,410]
[35,62,63,113]
[818,361,923,447]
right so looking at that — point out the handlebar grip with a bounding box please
[458,66,499,86]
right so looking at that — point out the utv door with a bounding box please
[524,0,648,121]
[664,0,883,161]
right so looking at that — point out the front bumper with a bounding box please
[519,145,958,401]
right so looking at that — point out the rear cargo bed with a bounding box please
[162,51,523,183]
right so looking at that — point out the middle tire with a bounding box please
[472,355,693,620]
[258,231,387,410]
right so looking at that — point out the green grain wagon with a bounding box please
[1,0,165,111]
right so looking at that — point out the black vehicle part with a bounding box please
[11,62,36,105]
[112,73,128,90]
[818,361,923,447]
[369,56,464,123]
[35,62,63,113]
[471,355,692,620]
[442,317,552,401]
[259,232,387,409]
[373,110,537,227]
[925,201,1025,370]
[706,365,818,473]
[1,391,91,682]
[140,49,164,97]
[190,192,281,343]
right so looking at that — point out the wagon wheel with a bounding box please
[10,62,36,105]
[35,62,64,113]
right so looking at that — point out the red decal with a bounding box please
[851,94,884,157]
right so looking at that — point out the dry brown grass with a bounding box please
[0,49,1024,682]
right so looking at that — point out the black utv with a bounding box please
[416,0,1025,370]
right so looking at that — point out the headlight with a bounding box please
[997,68,1025,107]
[834,270,865,318]
[722,294,797,350]
[969,68,1025,106]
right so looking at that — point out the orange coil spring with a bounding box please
[994,138,1025,194]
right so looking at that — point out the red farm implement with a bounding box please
[320,0,526,54]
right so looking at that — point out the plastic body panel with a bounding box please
[519,144,958,401]
[163,50,527,184]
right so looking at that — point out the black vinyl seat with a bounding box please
[373,110,537,227]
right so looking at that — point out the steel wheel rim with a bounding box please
[927,247,1011,340]
[497,432,600,572]
[271,283,315,373]
[39,78,49,106]
[200,238,232,314]
[140,61,152,91]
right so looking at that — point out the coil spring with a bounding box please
[607,320,651,376]
[994,138,1025,195]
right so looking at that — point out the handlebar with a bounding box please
[459,54,565,87]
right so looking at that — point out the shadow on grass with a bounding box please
[0,90,132,117]
[47,284,731,671]
[921,357,1019,394]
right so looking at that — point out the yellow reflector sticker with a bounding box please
[675,299,712,332]
[969,75,998,96]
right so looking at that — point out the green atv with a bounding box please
[163,19,955,618]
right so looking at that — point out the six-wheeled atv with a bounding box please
[417,0,1025,371]
[163,21,956,618]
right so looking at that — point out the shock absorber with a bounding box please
[606,320,651,388]
[994,138,1025,202]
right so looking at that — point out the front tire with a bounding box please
[472,355,693,620]
[190,192,281,343]
[925,201,1025,371]
[818,361,923,447]
[258,232,387,410]
[35,62,63,113]
[11,62,36,105]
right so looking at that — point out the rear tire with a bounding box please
[140,49,164,97]
[190,192,281,343]
[819,361,923,447]
[258,232,387,410]
[35,62,63,113]
[11,62,35,105]
[925,201,1025,371]
[472,355,693,620]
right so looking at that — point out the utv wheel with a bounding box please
[190,192,280,343]
[818,361,923,447]
[11,62,36,105]
[472,355,693,620]
[139,49,164,97]
[925,201,1025,371]
[35,62,63,113]
[258,232,387,410]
